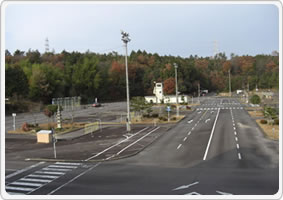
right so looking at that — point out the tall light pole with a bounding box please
[198,82,200,103]
[121,30,131,132]
[174,63,179,117]
[229,69,231,97]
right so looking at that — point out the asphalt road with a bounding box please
[4,97,279,196]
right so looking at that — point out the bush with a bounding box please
[274,119,279,125]
[151,113,158,118]
[250,95,261,104]
[260,119,267,124]
[172,117,177,120]
[21,122,30,131]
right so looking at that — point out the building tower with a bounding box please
[153,82,164,103]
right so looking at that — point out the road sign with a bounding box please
[166,106,171,112]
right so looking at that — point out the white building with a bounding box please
[145,82,189,104]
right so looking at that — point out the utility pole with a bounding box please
[229,69,231,97]
[174,63,179,117]
[121,30,131,132]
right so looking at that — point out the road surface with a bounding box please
[4,97,279,196]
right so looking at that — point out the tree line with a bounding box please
[5,49,279,104]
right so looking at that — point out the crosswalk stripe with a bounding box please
[35,171,65,175]
[5,186,34,192]
[19,178,51,183]
[55,162,81,166]
[48,165,77,169]
[27,174,59,179]
[9,181,42,187]
[42,168,71,172]
[7,192,25,195]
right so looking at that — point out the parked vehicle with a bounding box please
[92,102,101,107]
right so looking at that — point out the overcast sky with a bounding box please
[4,2,279,58]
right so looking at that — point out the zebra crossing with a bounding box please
[196,107,244,111]
[202,103,240,106]
[6,162,82,195]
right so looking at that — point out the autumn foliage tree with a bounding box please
[163,77,175,95]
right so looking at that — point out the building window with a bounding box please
[159,91,162,94]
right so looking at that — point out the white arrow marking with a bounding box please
[184,191,201,195]
[205,119,210,123]
[188,120,193,124]
[216,190,233,195]
[172,181,199,191]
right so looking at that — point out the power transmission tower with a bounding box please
[45,38,49,53]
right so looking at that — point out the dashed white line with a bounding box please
[187,132,191,136]
[177,144,182,150]
[238,153,242,160]
[235,137,238,142]
[183,137,187,141]
[234,131,237,136]
[233,127,236,130]
[236,144,240,149]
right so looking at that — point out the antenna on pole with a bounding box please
[213,40,218,57]
[45,37,49,53]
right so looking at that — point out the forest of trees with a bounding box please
[5,49,279,105]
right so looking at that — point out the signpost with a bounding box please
[12,113,16,131]
[166,106,171,122]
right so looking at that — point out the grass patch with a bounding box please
[256,119,279,140]
[8,122,85,135]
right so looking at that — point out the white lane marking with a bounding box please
[5,162,45,179]
[116,127,160,155]
[55,162,81,166]
[10,181,42,187]
[188,132,191,136]
[203,108,220,160]
[205,119,210,123]
[48,165,77,169]
[35,171,65,175]
[173,181,199,191]
[185,192,201,195]
[234,131,237,136]
[238,153,242,160]
[85,127,149,161]
[48,162,101,195]
[5,186,34,192]
[42,168,71,172]
[233,123,235,126]
[177,144,182,150]
[27,174,59,179]
[183,137,187,141]
[192,127,194,130]
[233,127,236,130]
[20,178,51,183]
[235,137,238,142]
[236,144,240,149]
[188,120,193,123]
[216,190,233,195]
[198,111,201,114]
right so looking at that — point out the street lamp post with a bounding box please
[174,63,179,117]
[121,30,131,132]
